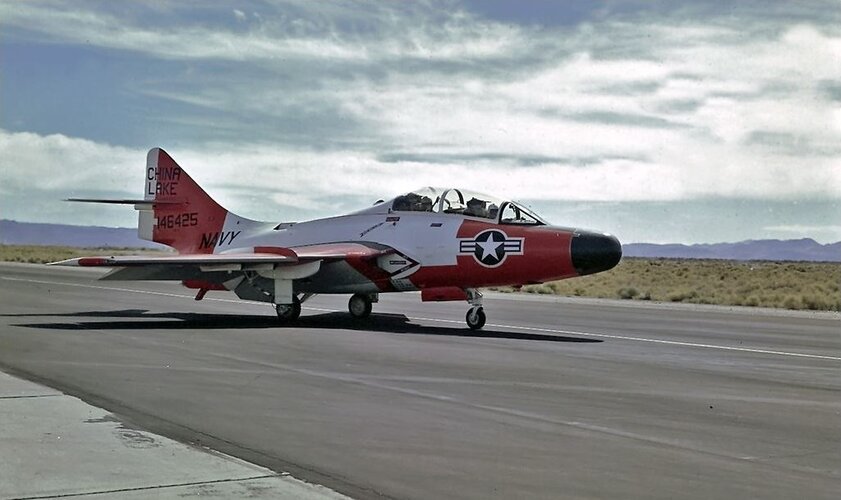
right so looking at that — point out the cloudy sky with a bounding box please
[1,0,840,244]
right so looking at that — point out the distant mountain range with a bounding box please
[0,220,163,249]
[1,219,839,262]
[623,239,841,262]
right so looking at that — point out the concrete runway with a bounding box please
[0,262,839,499]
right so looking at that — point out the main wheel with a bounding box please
[348,293,373,319]
[465,306,486,330]
[276,296,301,322]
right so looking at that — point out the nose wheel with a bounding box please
[276,296,301,322]
[466,306,486,330]
[464,288,486,330]
[348,293,374,319]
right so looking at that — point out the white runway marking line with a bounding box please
[4,276,840,362]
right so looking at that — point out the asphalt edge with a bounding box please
[0,361,390,500]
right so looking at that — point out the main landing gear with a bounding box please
[464,288,485,330]
[275,295,301,322]
[348,293,377,319]
[275,293,377,323]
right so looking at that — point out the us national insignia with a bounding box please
[459,229,524,267]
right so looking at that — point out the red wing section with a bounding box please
[297,242,425,290]
[51,252,298,267]
[289,242,393,260]
[291,242,403,291]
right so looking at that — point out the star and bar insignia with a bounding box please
[458,229,524,267]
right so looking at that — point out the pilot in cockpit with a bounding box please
[465,197,489,218]
[393,192,434,212]
[419,196,433,212]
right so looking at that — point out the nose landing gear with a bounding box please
[464,288,485,330]
[466,306,486,330]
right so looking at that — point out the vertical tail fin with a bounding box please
[139,148,253,254]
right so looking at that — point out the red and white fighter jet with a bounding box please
[54,148,622,329]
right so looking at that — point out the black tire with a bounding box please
[466,307,486,330]
[276,296,301,322]
[348,293,373,319]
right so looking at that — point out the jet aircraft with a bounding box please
[53,148,622,329]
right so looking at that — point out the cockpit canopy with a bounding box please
[387,187,546,225]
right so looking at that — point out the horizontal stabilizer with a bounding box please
[65,198,183,206]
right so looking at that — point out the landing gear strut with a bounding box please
[464,288,485,330]
[348,293,376,319]
[275,295,301,322]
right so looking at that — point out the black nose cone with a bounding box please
[571,231,622,276]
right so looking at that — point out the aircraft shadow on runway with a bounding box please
[3,309,602,344]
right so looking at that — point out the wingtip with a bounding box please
[47,258,80,266]
[48,257,113,266]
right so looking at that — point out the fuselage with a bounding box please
[211,195,622,296]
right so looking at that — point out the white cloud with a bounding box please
[2,1,841,234]
[0,130,145,226]
[2,129,839,229]
[0,2,527,62]
[0,130,139,193]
